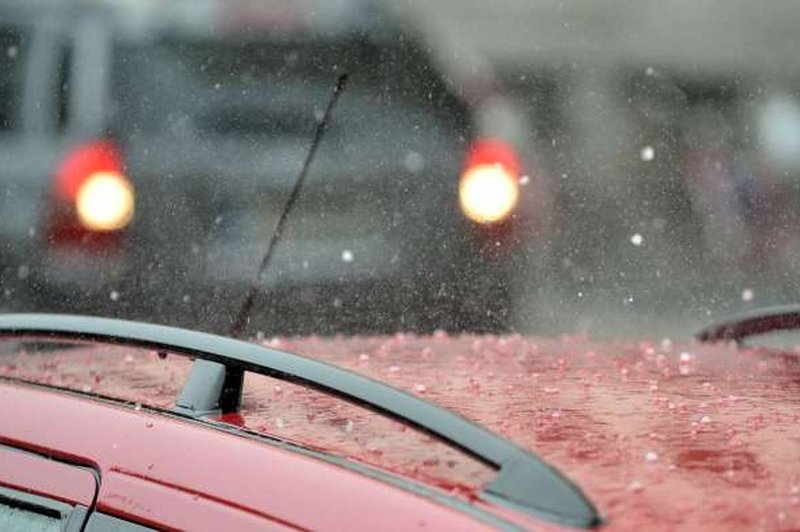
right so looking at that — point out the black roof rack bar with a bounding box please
[0,314,600,528]
[696,304,800,344]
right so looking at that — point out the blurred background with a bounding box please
[3,0,800,339]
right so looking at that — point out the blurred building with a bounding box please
[391,0,800,332]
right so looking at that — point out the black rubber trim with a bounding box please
[696,304,800,344]
[0,313,601,528]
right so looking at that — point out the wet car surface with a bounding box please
[3,331,798,530]
[3,1,800,530]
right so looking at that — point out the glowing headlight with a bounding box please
[76,171,135,232]
[458,164,519,224]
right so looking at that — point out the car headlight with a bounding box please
[75,171,135,232]
[458,163,519,224]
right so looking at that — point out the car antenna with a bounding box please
[230,73,349,338]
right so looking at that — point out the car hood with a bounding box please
[3,332,799,530]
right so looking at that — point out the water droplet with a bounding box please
[414,383,427,393]
[519,175,530,185]
[645,66,655,76]
[275,417,285,429]
[403,151,425,173]
[134,403,142,411]
[645,451,659,463]
[630,233,644,246]
[627,480,644,493]
[7,45,18,59]
[742,288,754,301]
[109,290,120,302]
[389,365,401,373]
[341,250,354,262]
[640,146,655,161]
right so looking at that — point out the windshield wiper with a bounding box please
[696,304,800,344]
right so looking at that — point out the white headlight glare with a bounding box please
[75,171,135,232]
[458,164,519,224]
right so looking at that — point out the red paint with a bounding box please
[7,333,796,530]
[0,382,507,531]
[0,444,96,506]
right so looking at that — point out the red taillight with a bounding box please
[459,139,521,224]
[54,140,124,201]
[47,139,134,247]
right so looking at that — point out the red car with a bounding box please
[2,308,799,530]
[0,313,600,531]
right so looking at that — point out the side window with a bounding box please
[0,487,74,532]
[0,25,25,132]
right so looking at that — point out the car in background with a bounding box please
[0,0,546,334]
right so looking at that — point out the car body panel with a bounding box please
[0,380,511,531]
[4,333,798,530]
[0,444,96,507]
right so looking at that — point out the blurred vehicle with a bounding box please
[0,313,600,531]
[0,0,543,334]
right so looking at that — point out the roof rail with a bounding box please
[697,304,800,344]
[0,313,600,528]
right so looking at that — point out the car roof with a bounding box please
[3,321,798,530]
[0,314,601,530]
[0,379,522,531]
